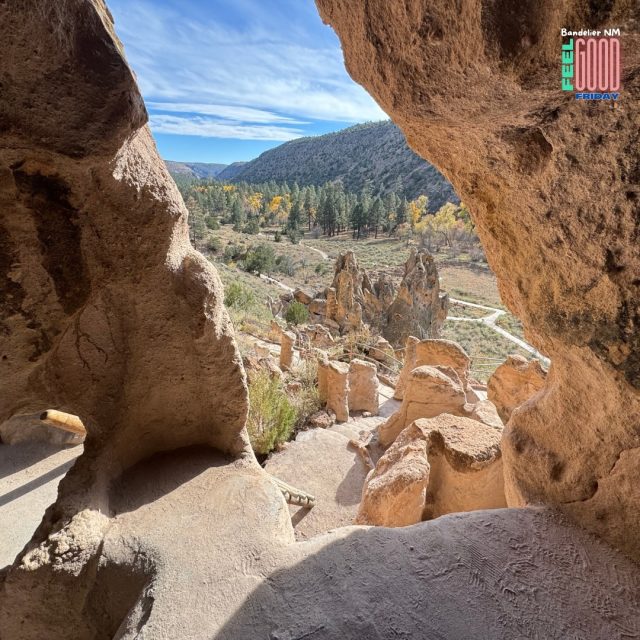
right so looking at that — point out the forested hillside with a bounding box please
[165,161,228,179]
[220,121,458,209]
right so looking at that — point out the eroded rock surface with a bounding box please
[384,250,449,346]
[488,354,547,422]
[316,0,640,558]
[358,414,505,527]
[0,0,251,626]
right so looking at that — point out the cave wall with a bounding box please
[0,0,252,578]
[315,0,640,557]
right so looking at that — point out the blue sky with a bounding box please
[108,0,387,164]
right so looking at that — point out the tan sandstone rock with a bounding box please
[488,354,547,422]
[358,415,505,527]
[348,359,379,414]
[279,330,296,371]
[316,0,640,558]
[384,250,449,347]
[379,365,468,447]
[322,360,350,422]
[394,335,420,400]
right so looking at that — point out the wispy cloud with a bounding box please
[109,0,387,142]
[146,102,307,125]
[150,114,305,140]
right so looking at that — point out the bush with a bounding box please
[205,216,220,230]
[243,244,276,274]
[285,301,309,325]
[287,228,301,244]
[224,282,255,311]
[243,219,260,235]
[247,372,297,454]
[206,236,222,253]
[223,243,245,263]
[274,230,282,243]
[275,254,296,277]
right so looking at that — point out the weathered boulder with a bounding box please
[369,336,395,366]
[379,365,468,447]
[358,414,506,527]
[307,409,336,429]
[316,0,640,558]
[415,339,471,387]
[394,336,420,400]
[321,360,350,422]
[348,359,379,414]
[279,330,295,371]
[384,250,449,347]
[303,323,335,348]
[293,288,314,305]
[488,354,547,422]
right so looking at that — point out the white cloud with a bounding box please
[110,0,388,139]
[146,102,308,125]
[149,114,305,140]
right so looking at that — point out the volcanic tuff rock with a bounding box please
[321,250,447,345]
[383,249,449,346]
[2,1,640,637]
[358,414,506,527]
[316,0,640,559]
[488,354,548,422]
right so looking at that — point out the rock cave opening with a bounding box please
[0,0,639,638]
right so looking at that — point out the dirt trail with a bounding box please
[448,298,550,366]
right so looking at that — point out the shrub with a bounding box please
[205,216,220,230]
[274,230,282,243]
[223,243,244,263]
[275,254,296,277]
[243,244,276,274]
[224,282,255,311]
[206,236,222,253]
[247,372,297,454]
[243,219,260,235]
[285,301,309,325]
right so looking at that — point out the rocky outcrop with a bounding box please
[348,359,379,414]
[321,360,350,422]
[488,355,547,422]
[0,1,251,632]
[358,414,506,527]
[319,250,447,345]
[384,250,449,346]
[316,0,640,559]
[318,357,380,421]
[379,365,468,447]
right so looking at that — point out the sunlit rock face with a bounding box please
[0,1,252,634]
[315,0,640,558]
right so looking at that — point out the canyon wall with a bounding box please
[315,0,640,557]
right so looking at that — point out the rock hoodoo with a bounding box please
[488,354,547,422]
[316,0,640,559]
[304,249,448,346]
[358,414,506,527]
[383,250,449,346]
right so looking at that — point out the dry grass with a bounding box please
[441,320,530,382]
